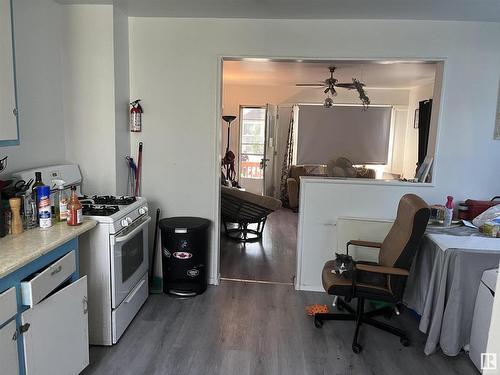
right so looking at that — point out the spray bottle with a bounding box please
[443,196,454,227]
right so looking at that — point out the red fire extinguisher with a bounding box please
[130,99,143,132]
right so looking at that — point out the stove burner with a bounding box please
[82,204,120,217]
[92,195,137,205]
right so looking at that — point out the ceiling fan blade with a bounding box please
[336,83,357,89]
[295,83,325,87]
[324,87,329,94]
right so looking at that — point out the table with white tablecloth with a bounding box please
[404,226,500,356]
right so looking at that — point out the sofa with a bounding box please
[286,159,375,211]
[286,165,328,211]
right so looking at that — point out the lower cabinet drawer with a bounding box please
[21,251,76,307]
[0,287,17,326]
[112,273,148,344]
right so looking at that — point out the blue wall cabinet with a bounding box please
[0,0,20,146]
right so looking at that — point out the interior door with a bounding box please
[263,104,278,197]
[0,320,19,375]
[22,277,89,375]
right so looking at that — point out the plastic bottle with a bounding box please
[52,179,68,222]
[67,186,83,226]
[37,185,52,229]
[443,196,454,227]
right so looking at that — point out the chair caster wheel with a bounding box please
[314,318,323,328]
[400,337,410,347]
[352,344,362,354]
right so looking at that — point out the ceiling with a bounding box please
[223,60,437,89]
[55,0,500,22]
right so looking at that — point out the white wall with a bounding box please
[61,5,116,194]
[129,18,500,283]
[402,81,435,178]
[1,0,66,174]
[61,4,130,195]
[113,5,131,196]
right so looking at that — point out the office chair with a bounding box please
[314,194,430,354]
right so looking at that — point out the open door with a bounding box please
[262,104,278,197]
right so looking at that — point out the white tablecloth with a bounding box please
[404,228,500,356]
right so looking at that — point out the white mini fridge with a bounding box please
[469,268,498,372]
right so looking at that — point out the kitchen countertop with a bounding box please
[0,219,97,278]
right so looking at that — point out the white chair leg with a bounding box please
[332,295,339,307]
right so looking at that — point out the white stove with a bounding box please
[79,195,149,233]
[14,165,151,346]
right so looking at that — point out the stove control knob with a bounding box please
[121,219,129,227]
[126,217,133,225]
[139,206,148,215]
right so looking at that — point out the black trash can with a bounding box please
[159,217,210,296]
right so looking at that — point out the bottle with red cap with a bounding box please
[443,196,454,227]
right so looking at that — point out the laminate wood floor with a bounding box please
[220,208,298,283]
[83,281,478,375]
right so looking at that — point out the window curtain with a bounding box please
[279,105,298,206]
[418,99,433,166]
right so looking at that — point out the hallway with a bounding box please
[220,209,297,284]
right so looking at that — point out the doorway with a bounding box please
[218,59,297,285]
[238,105,278,196]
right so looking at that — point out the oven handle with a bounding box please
[114,216,151,244]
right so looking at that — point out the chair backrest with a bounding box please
[379,194,430,270]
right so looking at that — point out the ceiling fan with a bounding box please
[296,66,370,109]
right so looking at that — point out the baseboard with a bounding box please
[297,285,324,292]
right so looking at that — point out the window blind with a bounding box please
[296,105,392,165]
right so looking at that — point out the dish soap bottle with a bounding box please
[67,186,83,226]
[52,179,68,222]
[443,196,454,227]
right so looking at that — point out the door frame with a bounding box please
[213,56,446,288]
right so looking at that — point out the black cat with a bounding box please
[332,252,354,279]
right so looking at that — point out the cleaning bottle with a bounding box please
[67,186,83,226]
[52,179,68,222]
[443,196,454,227]
[37,185,52,229]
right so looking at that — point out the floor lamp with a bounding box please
[222,115,237,185]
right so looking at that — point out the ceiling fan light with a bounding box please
[324,97,334,108]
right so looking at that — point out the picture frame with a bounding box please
[415,155,433,183]
[414,108,419,129]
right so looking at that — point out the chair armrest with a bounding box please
[355,263,409,276]
[346,240,382,255]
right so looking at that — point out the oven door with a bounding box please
[110,215,151,308]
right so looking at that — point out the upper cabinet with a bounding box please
[0,0,19,146]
